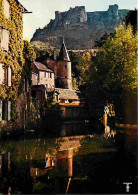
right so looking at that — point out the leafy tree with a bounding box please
[79,24,137,123]
[69,51,92,89]
[23,40,36,85]
[95,32,115,47]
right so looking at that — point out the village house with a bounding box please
[31,61,54,88]
[0,0,30,128]
[31,61,54,101]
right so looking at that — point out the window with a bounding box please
[38,72,40,82]
[7,66,11,86]
[4,0,10,19]
[50,73,52,78]
[0,29,9,51]
[4,66,11,86]
[31,90,36,98]
[0,63,5,84]
[44,72,47,78]
[69,100,72,103]
[55,94,59,101]
[0,101,11,121]
[65,65,67,69]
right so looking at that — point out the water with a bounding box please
[0,125,137,194]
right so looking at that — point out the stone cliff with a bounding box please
[31,5,129,49]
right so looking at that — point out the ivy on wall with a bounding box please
[0,0,35,121]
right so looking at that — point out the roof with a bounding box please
[55,88,79,100]
[33,61,53,72]
[59,103,82,107]
[16,0,28,13]
[59,40,70,61]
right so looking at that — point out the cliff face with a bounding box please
[31,5,129,49]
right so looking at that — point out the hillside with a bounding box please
[31,4,129,50]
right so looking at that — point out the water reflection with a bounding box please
[0,138,81,194]
[0,129,137,194]
[104,125,116,138]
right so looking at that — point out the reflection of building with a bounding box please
[56,149,73,177]
[0,152,11,177]
[30,149,73,179]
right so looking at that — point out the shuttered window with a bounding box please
[1,101,11,121]
[0,100,2,121]
[0,63,5,84]
[7,101,11,121]
[0,29,9,51]
[4,0,10,19]
[0,29,2,44]
[4,67,11,86]
[7,66,11,86]
[4,67,8,85]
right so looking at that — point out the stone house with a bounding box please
[0,0,31,129]
[0,0,28,128]
[32,61,54,88]
[30,61,55,113]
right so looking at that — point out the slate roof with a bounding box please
[34,61,53,72]
[58,40,70,61]
[55,88,79,100]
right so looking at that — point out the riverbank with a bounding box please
[0,121,137,141]
[116,124,138,130]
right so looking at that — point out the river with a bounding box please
[0,123,137,194]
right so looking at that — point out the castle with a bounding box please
[31,5,129,49]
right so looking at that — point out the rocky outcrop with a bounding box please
[31,5,129,49]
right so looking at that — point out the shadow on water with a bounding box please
[0,125,137,194]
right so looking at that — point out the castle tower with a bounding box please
[57,40,72,89]
[108,4,118,19]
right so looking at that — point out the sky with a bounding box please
[19,0,137,41]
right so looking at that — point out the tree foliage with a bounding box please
[79,24,137,123]
[69,50,92,89]
[124,9,137,33]
[95,32,115,47]
[23,40,36,85]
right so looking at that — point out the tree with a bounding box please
[23,40,36,85]
[124,9,137,33]
[95,32,115,47]
[79,24,137,124]
[69,50,92,89]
